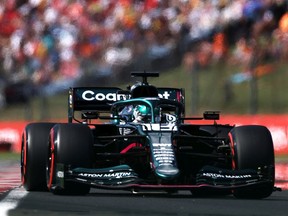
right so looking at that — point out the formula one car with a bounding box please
[21,72,276,198]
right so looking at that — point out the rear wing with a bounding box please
[68,87,185,122]
[158,88,185,104]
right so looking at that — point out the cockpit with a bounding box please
[114,99,183,124]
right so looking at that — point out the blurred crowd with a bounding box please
[0,0,288,107]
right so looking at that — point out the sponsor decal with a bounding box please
[77,172,132,179]
[142,123,177,131]
[81,90,173,101]
[165,114,177,123]
[82,91,128,101]
[158,91,171,99]
[152,143,176,165]
[202,172,252,179]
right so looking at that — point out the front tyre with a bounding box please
[21,123,56,191]
[229,125,275,199]
[47,123,93,195]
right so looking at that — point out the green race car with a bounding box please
[21,72,277,198]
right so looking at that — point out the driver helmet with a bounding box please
[133,105,150,122]
[130,82,158,98]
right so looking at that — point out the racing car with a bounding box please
[21,72,276,198]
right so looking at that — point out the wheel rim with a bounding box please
[47,128,55,190]
[21,132,27,185]
[228,132,236,169]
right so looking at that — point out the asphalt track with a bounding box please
[1,186,288,216]
[1,162,288,216]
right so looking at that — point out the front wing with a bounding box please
[53,163,275,193]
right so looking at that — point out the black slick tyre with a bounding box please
[21,123,56,191]
[229,125,275,199]
[47,123,93,195]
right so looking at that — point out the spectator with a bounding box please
[0,0,287,106]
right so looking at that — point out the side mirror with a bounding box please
[203,111,220,120]
[81,111,99,119]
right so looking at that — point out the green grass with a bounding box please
[0,61,287,121]
[275,155,288,163]
[0,152,20,162]
[148,62,288,116]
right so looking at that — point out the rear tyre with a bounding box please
[229,125,275,199]
[47,123,93,195]
[21,123,56,191]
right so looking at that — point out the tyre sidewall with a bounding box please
[21,122,56,191]
[48,123,93,194]
[229,125,275,199]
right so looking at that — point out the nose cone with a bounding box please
[155,164,179,179]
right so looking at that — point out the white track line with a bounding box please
[0,187,28,216]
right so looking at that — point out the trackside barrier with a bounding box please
[0,115,288,154]
[190,115,288,155]
[220,115,288,155]
[188,115,288,155]
[0,122,27,153]
[275,163,288,189]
